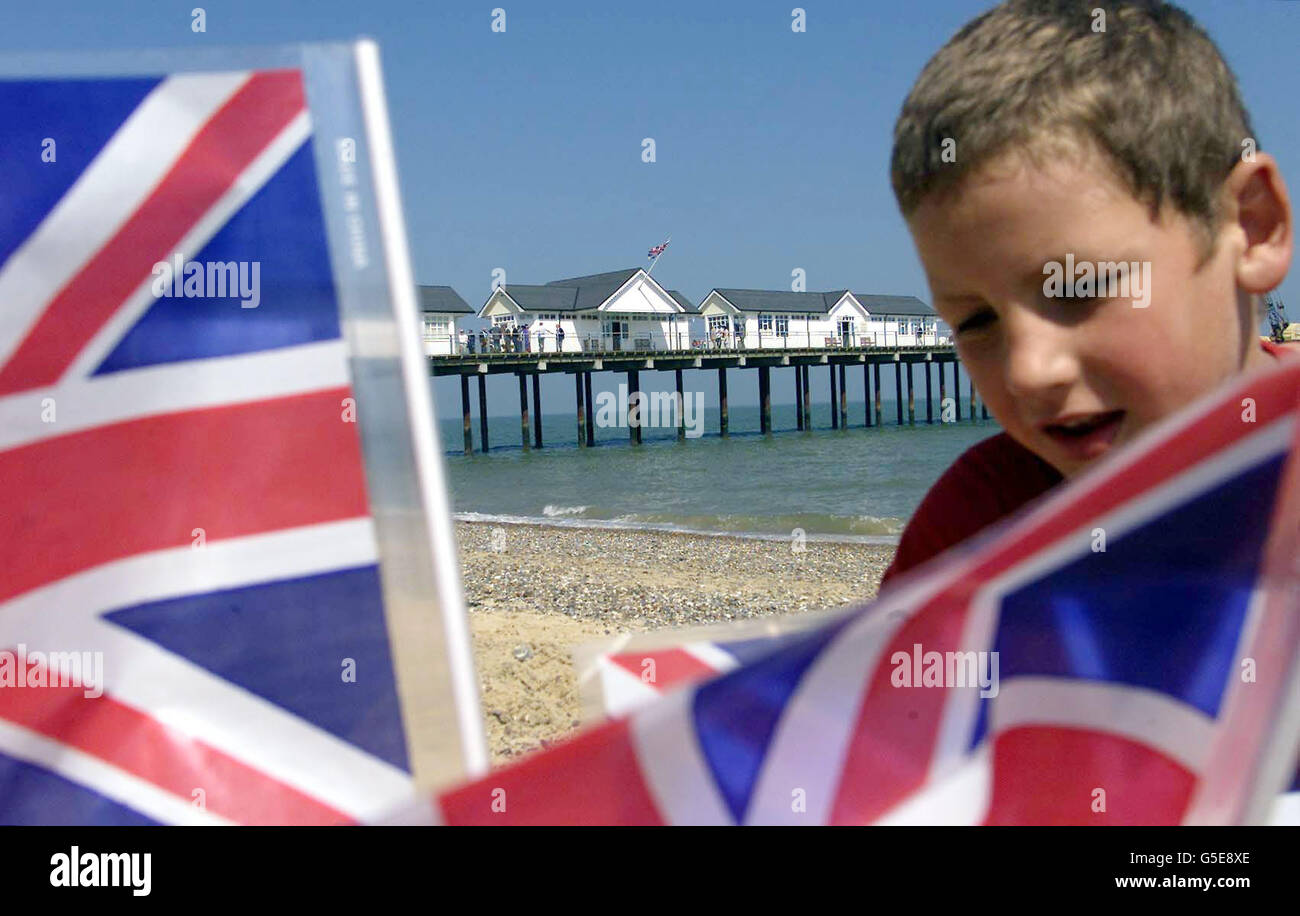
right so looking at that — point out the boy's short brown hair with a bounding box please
[890,0,1255,253]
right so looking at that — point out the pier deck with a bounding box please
[429,345,989,453]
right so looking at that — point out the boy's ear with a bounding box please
[1223,152,1292,294]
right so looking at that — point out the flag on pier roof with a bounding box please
[424,357,1300,825]
[0,45,483,824]
[647,240,669,259]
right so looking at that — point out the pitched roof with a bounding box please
[666,290,696,314]
[853,294,934,316]
[495,285,580,311]
[487,268,691,314]
[545,268,641,311]
[711,289,850,315]
[417,285,473,314]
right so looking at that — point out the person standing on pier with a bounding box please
[556,323,566,353]
[522,323,531,352]
[1266,292,1288,343]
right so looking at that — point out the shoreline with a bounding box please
[454,519,896,763]
[453,510,901,546]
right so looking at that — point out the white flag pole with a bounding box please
[646,235,671,275]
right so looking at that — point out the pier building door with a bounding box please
[838,317,855,347]
[603,318,627,351]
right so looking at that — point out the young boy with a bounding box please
[882,0,1294,585]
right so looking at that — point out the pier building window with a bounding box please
[422,315,449,340]
[758,314,773,333]
[775,315,789,337]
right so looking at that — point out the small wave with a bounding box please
[541,504,589,517]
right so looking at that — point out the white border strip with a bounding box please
[355,39,487,776]
[926,590,1002,783]
[0,339,351,452]
[0,73,251,368]
[991,677,1217,773]
[630,687,735,825]
[0,518,379,628]
[0,719,233,826]
[743,613,905,824]
[681,642,742,673]
[63,111,313,381]
[597,661,663,719]
[973,416,1293,604]
[0,521,417,820]
[875,746,991,826]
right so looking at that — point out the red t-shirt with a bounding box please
[880,340,1295,587]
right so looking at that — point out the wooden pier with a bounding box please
[431,345,989,454]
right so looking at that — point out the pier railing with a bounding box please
[429,343,954,372]
[433,333,951,357]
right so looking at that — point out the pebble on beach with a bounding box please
[455,520,896,764]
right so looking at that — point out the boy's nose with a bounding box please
[1001,311,1079,405]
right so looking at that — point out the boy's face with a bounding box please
[907,148,1271,479]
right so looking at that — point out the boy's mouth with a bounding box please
[1040,410,1126,462]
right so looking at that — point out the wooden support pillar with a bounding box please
[795,365,804,431]
[477,374,489,453]
[864,363,872,427]
[628,369,641,444]
[759,365,772,434]
[895,361,903,425]
[719,367,729,437]
[926,361,934,424]
[907,362,915,425]
[575,372,586,447]
[953,361,963,421]
[982,402,989,420]
[829,363,838,429]
[518,373,530,450]
[838,364,847,430]
[939,361,948,423]
[461,375,473,454]
[532,373,542,447]
[675,369,686,440]
[584,372,595,446]
[873,363,883,426]
[795,363,806,431]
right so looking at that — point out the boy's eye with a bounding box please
[956,309,996,334]
[1064,265,1125,298]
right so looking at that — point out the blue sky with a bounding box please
[3,0,1298,414]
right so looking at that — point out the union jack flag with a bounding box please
[0,64,435,824]
[587,628,812,720]
[647,241,669,259]
[427,358,1300,825]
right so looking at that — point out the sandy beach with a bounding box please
[455,520,895,763]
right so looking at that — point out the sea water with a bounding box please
[438,399,999,544]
